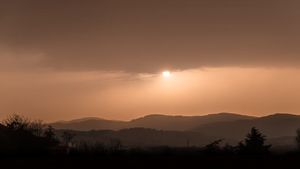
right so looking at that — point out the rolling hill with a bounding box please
[51,113,255,131]
[192,113,300,141]
[129,113,255,130]
[56,128,218,147]
[51,113,300,149]
[51,117,127,131]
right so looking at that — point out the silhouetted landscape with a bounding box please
[1,113,300,168]
[51,113,300,150]
[2,0,300,168]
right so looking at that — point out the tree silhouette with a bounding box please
[44,125,55,139]
[0,114,60,154]
[29,120,45,137]
[204,139,223,153]
[295,129,300,150]
[62,131,75,147]
[3,114,30,131]
[238,127,271,155]
[109,138,123,152]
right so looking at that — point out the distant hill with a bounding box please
[129,113,255,131]
[51,113,300,149]
[51,113,255,131]
[55,128,297,150]
[55,128,218,147]
[51,118,127,131]
[192,114,300,141]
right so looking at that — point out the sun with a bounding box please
[162,71,171,78]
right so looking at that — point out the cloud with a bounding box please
[1,0,300,73]
[1,1,300,121]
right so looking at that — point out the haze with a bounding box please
[1,0,300,121]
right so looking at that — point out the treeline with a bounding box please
[0,114,59,154]
[68,127,272,156]
[1,114,300,156]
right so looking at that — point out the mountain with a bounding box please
[51,113,255,131]
[193,113,300,141]
[51,113,300,149]
[55,128,218,147]
[129,113,255,131]
[51,118,127,131]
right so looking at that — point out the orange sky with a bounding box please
[1,67,300,121]
[1,0,300,121]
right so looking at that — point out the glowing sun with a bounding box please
[162,71,171,78]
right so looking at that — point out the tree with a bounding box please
[44,125,56,140]
[238,127,271,155]
[204,139,223,153]
[3,114,29,131]
[109,138,123,152]
[1,114,59,153]
[29,120,45,137]
[62,131,75,147]
[295,129,300,150]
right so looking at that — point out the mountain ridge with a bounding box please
[193,113,300,140]
[50,112,256,131]
[51,113,300,148]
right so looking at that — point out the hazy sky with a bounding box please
[1,0,300,121]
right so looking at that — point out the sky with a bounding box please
[0,0,300,121]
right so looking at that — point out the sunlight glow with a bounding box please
[162,71,171,78]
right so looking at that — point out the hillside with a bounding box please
[128,113,255,130]
[56,128,219,147]
[51,113,255,131]
[50,113,300,149]
[193,114,300,141]
[51,118,127,131]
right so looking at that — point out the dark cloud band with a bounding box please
[1,0,300,72]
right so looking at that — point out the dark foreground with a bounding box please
[1,153,300,169]
[1,115,300,169]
